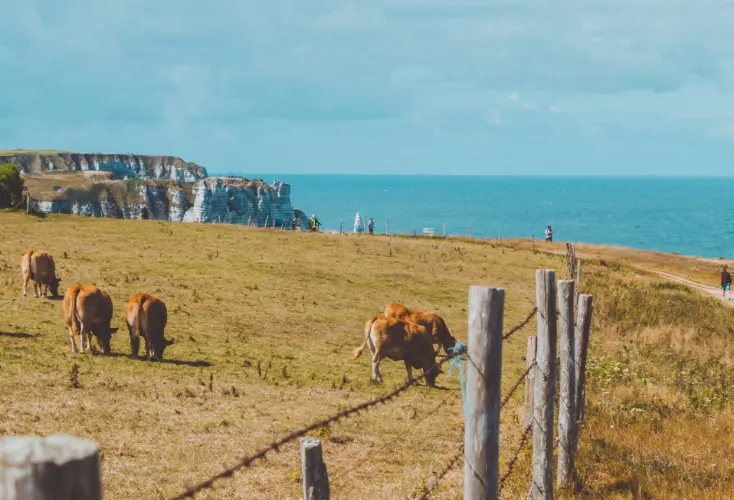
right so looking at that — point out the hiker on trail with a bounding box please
[368,218,374,234]
[545,225,554,242]
[722,265,732,298]
[310,214,321,232]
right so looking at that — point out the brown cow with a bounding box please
[21,250,61,298]
[351,315,441,387]
[63,284,117,354]
[383,303,457,355]
[125,293,174,361]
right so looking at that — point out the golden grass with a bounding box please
[0,213,732,499]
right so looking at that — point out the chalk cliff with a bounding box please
[16,152,310,228]
[1,151,207,182]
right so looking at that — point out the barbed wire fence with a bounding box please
[0,270,593,500]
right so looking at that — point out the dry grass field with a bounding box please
[0,212,732,499]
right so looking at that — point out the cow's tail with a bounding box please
[136,295,147,339]
[352,317,375,360]
[70,286,82,335]
[28,250,36,281]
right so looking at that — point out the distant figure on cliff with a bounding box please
[722,265,731,298]
[368,218,374,234]
[545,225,553,242]
[310,214,321,232]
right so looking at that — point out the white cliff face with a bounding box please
[30,177,307,228]
[2,152,208,180]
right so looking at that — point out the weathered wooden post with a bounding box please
[264,215,269,228]
[576,260,582,284]
[574,294,594,427]
[557,280,576,489]
[464,286,504,500]
[300,437,330,500]
[0,434,102,500]
[523,335,537,428]
[532,234,536,253]
[385,219,389,236]
[247,215,252,226]
[443,222,446,236]
[532,270,558,500]
[339,220,343,234]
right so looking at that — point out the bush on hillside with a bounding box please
[0,163,24,208]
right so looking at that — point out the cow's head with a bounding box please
[152,337,175,361]
[94,326,118,355]
[49,277,62,297]
[437,319,457,353]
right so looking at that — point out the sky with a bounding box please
[1,0,733,175]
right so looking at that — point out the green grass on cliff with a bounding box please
[0,212,731,499]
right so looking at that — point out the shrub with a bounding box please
[0,163,24,208]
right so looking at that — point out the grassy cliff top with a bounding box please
[0,150,207,179]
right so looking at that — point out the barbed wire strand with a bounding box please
[330,391,460,486]
[502,307,538,341]
[498,423,533,494]
[501,362,536,410]
[170,356,456,500]
[418,445,464,500]
[171,306,541,499]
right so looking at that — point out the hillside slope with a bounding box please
[0,214,731,499]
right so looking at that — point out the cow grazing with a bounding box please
[351,315,441,387]
[21,250,61,298]
[383,303,457,355]
[125,293,174,361]
[63,284,117,354]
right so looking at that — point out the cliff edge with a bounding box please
[13,151,310,228]
[0,150,207,182]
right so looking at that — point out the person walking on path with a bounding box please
[367,217,374,234]
[722,265,732,298]
[545,225,554,242]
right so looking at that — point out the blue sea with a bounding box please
[237,175,734,259]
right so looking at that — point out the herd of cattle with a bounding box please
[20,249,457,385]
[21,250,174,360]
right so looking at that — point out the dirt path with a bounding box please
[652,270,734,306]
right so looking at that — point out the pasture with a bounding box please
[0,212,732,499]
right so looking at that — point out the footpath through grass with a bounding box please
[0,213,732,499]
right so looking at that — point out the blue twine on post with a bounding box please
[446,341,468,420]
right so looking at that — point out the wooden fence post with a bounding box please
[532,270,558,500]
[264,215,269,228]
[443,222,446,237]
[300,437,330,500]
[574,294,594,427]
[464,286,504,500]
[339,220,343,234]
[0,434,102,500]
[532,234,536,253]
[386,219,389,236]
[557,280,576,490]
[576,260,582,284]
[524,335,537,428]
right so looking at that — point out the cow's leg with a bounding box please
[78,322,86,353]
[22,275,29,297]
[145,340,152,361]
[371,354,383,383]
[128,325,140,358]
[33,280,39,298]
[68,327,77,353]
[404,360,413,381]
